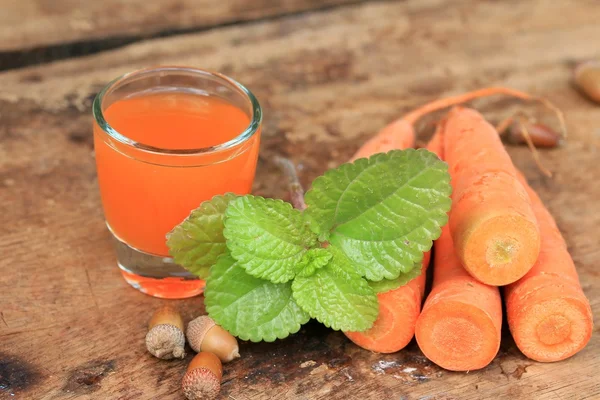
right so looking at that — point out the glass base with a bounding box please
[111,229,204,299]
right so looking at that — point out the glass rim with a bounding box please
[92,66,262,155]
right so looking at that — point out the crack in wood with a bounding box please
[0,0,384,72]
[84,267,101,312]
[0,325,59,338]
[0,311,8,328]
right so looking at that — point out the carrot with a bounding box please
[415,224,502,371]
[345,88,560,351]
[442,107,541,285]
[505,173,593,362]
[351,118,416,161]
[344,252,430,353]
[344,123,453,353]
[344,121,432,353]
[425,124,444,160]
[414,132,501,371]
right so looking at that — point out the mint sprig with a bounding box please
[167,149,452,342]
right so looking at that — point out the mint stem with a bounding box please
[274,156,306,210]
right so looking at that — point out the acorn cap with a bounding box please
[145,323,186,360]
[186,316,216,353]
[182,367,221,400]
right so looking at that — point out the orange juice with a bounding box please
[95,92,257,256]
[93,67,261,298]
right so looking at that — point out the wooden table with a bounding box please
[1,1,599,398]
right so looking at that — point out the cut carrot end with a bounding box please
[508,293,593,362]
[416,301,500,371]
[460,214,540,286]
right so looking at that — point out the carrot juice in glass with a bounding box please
[92,67,262,299]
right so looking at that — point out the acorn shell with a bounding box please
[574,61,600,104]
[186,316,240,363]
[182,352,223,400]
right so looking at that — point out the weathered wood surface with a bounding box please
[1,0,599,399]
[0,0,363,52]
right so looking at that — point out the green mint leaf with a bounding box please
[304,149,451,281]
[368,261,422,294]
[205,253,310,342]
[296,248,332,277]
[166,193,237,279]
[292,247,378,331]
[224,195,317,283]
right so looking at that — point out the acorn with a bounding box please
[574,61,600,104]
[182,352,223,400]
[186,316,240,363]
[145,305,186,360]
[507,122,562,148]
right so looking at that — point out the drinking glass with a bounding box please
[93,67,262,298]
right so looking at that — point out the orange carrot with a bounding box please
[344,252,430,353]
[351,118,416,161]
[415,132,501,371]
[425,125,444,160]
[442,107,541,285]
[415,224,502,371]
[344,127,441,353]
[505,174,593,362]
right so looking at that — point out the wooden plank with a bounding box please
[0,0,363,52]
[1,0,599,399]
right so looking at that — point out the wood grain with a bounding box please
[1,0,599,399]
[0,0,364,52]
